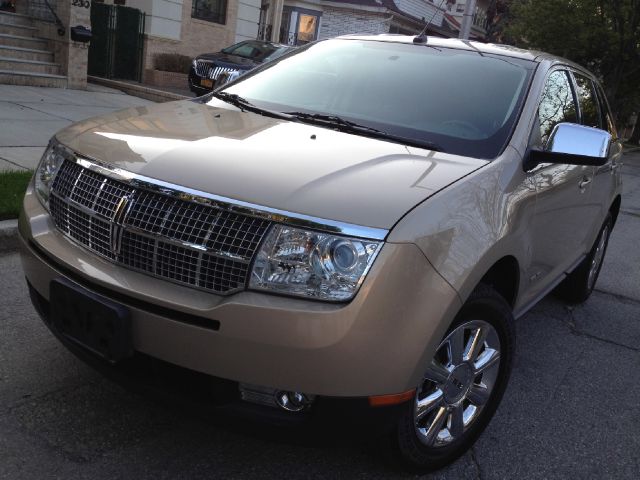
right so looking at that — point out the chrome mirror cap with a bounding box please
[547,123,611,158]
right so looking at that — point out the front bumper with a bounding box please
[26,279,411,433]
[19,184,461,399]
[188,67,211,96]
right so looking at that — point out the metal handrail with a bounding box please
[42,0,65,36]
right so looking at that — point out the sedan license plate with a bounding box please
[50,279,133,363]
[201,78,213,88]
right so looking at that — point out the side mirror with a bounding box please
[525,123,611,171]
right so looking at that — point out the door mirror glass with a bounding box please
[526,123,611,170]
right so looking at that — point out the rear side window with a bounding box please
[537,70,578,145]
[594,83,617,137]
[574,74,601,129]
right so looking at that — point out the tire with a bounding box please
[392,284,515,473]
[555,213,613,304]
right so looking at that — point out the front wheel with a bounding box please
[393,285,515,473]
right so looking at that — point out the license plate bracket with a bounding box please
[50,279,133,363]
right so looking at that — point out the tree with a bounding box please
[485,1,514,44]
[503,0,640,137]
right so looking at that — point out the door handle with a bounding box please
[579,177,592,191]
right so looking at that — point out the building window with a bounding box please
[297,14,317,44]
[279,9,320,46]
[192,0,227,25]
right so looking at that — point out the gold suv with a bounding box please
[19,35,622,471]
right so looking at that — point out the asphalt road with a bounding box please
[1,153,639,480]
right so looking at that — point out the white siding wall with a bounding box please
[235,0,261,43]
[449,0,491,17]
[394,0,443,26]
[318,7,390,40]
[128,0,183,41]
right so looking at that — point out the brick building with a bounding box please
[0,0,488,90]
[2,0,264,88]
[98,0,260,74]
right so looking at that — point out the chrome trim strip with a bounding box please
[64,153,388,241]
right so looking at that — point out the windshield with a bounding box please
[264,46,295,62]
[221,41,281,62]
[218,39,535,159]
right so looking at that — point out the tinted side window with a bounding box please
[574,74,601,129]
[538,70,578,145]
[594,83,617,137]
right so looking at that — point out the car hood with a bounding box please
[196,52,259,69]
[55,99,488,231]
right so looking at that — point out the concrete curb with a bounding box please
[0,219,18,252]
[88,76,190,103]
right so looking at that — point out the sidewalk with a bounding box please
[0,84,156,172]
[87,76,194,103]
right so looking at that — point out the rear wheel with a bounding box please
[555,213,612,304]
[393,285,515,472]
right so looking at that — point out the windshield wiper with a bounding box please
[284,111,442,152]
[284,112,384,133]
[211,92,293,120]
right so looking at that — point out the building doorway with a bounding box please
[88,4,145,81]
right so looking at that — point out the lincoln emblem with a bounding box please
[110,195,130,255]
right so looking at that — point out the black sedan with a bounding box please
[189,40,294,96]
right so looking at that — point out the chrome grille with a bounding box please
[49,159,271,294]
[195,61,240,80]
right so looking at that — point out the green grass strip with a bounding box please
[0,170,33,221]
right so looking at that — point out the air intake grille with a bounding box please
[49,160,271,294]
[194,61,240,80]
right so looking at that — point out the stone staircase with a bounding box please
[0,10,67,87]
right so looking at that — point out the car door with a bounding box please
[577,75,623,242]
[563,71,611,247]
[526,68,596,298]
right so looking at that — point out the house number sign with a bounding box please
[72,0,91,8]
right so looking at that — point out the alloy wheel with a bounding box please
[414,320,501,447]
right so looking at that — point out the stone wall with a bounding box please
[144,69,188,88]
[25,0,90,89]
[67,2,90,89]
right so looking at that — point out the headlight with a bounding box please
[35,139,65,210]
[250,225,382,301]
[192,58,198,69]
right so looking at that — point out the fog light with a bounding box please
[239,384,315,411]
[275,391,312,412]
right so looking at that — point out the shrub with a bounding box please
[154,53,192,74]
